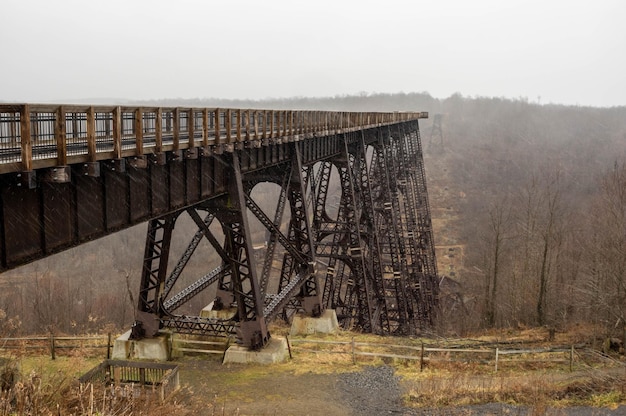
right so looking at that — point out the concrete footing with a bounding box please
[223,337,289,364]
[112,330,171,361]
[199,305,237,320]
[289,309,339,336]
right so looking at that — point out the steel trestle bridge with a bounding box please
[0,104,438,349]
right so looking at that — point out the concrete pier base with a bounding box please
[289,309,339,336]
[112,330,171,361]
[223,337,289,364]
[199,305,237,320]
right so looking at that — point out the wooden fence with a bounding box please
[0,333,231,360]
[0,334,113,359]
[286,337,580,372]
[0,334,604,373]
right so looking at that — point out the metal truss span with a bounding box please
[131,120,438,348]
[0,103,436,349]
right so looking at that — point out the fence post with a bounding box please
[285,335,292,359]
[221,338,231,363]
[351,337,356,365]
[570,345,574,372]
[168,333,174,361]
[106,333,112,359]
[494,348,499,373]
[420,343,425,372]
[50,333,56,360]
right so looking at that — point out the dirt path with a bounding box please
[175,358,352,415]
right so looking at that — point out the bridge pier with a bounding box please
[223,337,289,364]
[112,330,171,361]
[289,309,339,336]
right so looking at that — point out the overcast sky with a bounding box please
[1,0,624,107]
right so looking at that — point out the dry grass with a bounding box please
[0,355,192,415]
[402,368,626,410]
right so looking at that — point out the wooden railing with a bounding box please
[79,359,180,402]
[0,104,427,174]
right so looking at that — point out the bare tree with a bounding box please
[583,161,626,339]
[482,197,513,327]
[536,168,566,326]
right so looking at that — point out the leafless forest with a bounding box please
[1,93,625,342]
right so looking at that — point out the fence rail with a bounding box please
[170,334,231,357]
[0,104,427,174]
[287,337,580,372]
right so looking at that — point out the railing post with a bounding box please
[86,106,96,162]
[277,111,282,137]
[283,111,287,137]
[214,108,220,145]
[202,108,209,148]
[173,107,180,152]
[253,110,259,140]
[134,108,144,156]
[261,110,267,140]
[225,109,232,144]
[155,108,163,154]
[244,109,251,141]
[55,106,67,166]
[19,104,32,172]
[188,108,195,149]
[112,106,122,159]
[235,109,241,143]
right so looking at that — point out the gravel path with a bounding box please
[337,365,405,415]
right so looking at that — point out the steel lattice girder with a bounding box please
[131,122,438,346]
